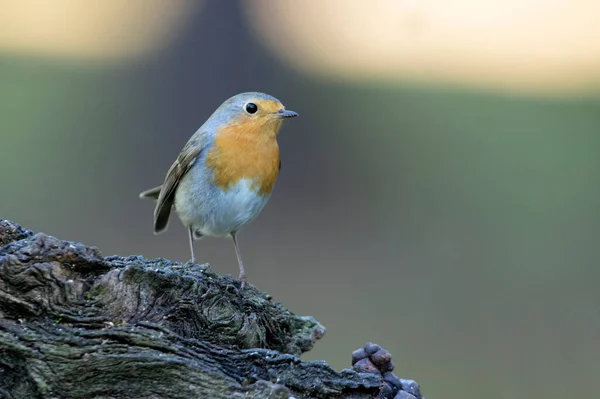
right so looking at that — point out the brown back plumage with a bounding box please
[139,135,206,234]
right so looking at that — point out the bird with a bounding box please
[139,92,298,287]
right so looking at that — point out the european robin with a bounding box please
[139,92,298,287]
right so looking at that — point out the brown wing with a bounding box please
[153,135,205,234]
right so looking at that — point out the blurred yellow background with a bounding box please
[1,1,599,398]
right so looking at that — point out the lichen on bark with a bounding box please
[0,219,424,399]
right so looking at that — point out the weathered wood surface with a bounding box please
[0,219,424,399]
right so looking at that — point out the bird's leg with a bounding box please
[231,232,246,288]
[188,226,196,264]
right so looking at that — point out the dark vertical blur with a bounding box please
[1,2,599,398]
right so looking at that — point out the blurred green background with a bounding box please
[2,1,600,398]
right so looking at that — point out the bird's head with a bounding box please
[210,92,298,140]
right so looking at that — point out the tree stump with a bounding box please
[0,219,424,399]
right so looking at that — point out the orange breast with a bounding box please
[206,119,281,196]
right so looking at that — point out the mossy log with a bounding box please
[0,219,424,399]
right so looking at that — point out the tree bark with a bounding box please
[0,219,424,399]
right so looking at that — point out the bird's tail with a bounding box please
[139,185,162,200]
[139,185,171,234]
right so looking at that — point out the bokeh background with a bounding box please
[2,1,600,398]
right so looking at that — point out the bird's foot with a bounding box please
[238,272,247,289]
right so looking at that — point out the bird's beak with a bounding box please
[274,109,299,119]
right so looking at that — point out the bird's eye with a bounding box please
[245,102,258,114]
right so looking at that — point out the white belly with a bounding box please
[175,177,271,238]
